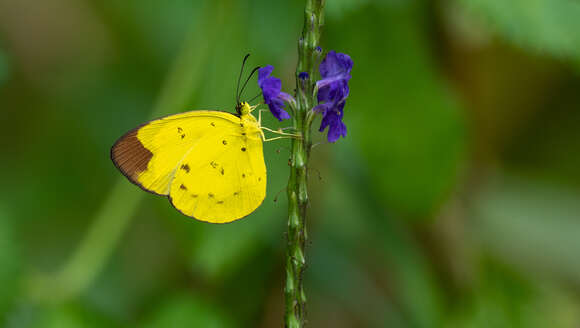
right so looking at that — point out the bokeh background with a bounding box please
[1,0,580,327]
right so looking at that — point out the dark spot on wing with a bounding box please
[242,174,246,178]
[217,200,224,204]
[241,132,246,136]
[177,127,183,133]
[240,123,244,127]
[210,161,218,168]
[179,184,187,190]
[222,140,227,145]
[241,147,246,152]
[191,194,198,198]
[180,164,190,173]
[220,168,225,175]
[258,177,262,181]
[234,191,240,196]
[181,134,185,139]
[211,122,216,127]
[208,193,214,198]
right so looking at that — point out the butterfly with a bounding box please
[111,56,294,223]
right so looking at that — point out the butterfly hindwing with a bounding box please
[169,131,266,223]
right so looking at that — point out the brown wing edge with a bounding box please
[110,126,164,196]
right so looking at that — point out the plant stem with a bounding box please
[285,0,325,327]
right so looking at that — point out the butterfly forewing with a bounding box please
[112,111,240,195]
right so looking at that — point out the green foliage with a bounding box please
[326,3,466,217]
[189,214,281,280]
[0,48,9,86]
[313,168,444,327]
[0,206,20,317]
[325,0,371,19]
[458,0,580,61]
[474,176,580,282]
[0,0,579,326]
[5,303,118,328]
[142,294,232,328]
[445,261,580,328]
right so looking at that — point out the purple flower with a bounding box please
[314,51,353,142]
[258,65,293,121]
[317,51,353,90]
[319,102,347,143]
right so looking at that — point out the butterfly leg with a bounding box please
[257,109,269,126]
[262,136,297,142]
[249,104,259,113]
[261,126,301,138]
[255,130,298,142]
[257,110,297,133]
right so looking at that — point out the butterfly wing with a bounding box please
[168,130,266,223]
[111,110,266,223]
[112,111,241,195]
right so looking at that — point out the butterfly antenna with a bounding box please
[236,54,251,105]
[239,66,261,101]
[273,186,286,203]
[311,141,327,149]
[248,91,263,104]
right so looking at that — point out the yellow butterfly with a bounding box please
[111,57,295,223]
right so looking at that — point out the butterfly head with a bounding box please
[236,101,255,117]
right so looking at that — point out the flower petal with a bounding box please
[257,65,294,121]
[317,80,349,105]
[268,97,291,121]
[318,106,347,143]
[258,65,274,85]
[315,51,352,142]
[319,51,353,80]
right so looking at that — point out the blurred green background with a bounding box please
[1,0,580,327]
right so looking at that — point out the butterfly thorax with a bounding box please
[237,102,261,137]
